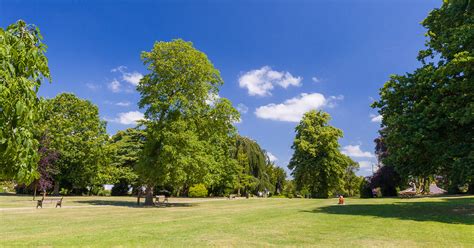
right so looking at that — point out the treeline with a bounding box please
[369,0,473,196]
[1,20,363,201]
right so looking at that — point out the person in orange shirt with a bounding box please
[338,195,345,205]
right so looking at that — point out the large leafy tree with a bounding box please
[0,20,50,183]
[40,93,108,194]
[137,39,239,204]
[373,0,474,192]
[288,110,355,198]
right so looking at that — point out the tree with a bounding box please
[232,136,274,195]
[136,39,239,205]
[372,0,474,192]
[105,128,144,195]
[288,110,354,198]
[269,166,287,195]
[0,20,50,183]
[341,158,362,197]
[40,93,108,194]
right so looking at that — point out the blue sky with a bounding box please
[1,0,440,176]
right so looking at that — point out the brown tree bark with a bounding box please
[144,185,154,206]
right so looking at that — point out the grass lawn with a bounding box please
[0,195,473,247]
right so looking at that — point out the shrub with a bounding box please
[188,184,208,197]
[59,188,70,195]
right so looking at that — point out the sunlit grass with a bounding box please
[1,195,473,247]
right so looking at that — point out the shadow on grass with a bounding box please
[75,200,195,208]
[306,197,474,225]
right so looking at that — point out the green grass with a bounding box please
[1,195,473,247]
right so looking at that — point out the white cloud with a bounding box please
[107,79,121,93]
[86,83,101,91]
[112,66,143,86]
[116,101,131,107]
[123,72,143,86]
[358,161,374,169]
[238,66,302,96]
[255,93,332,122]
[236,103,249,114]
[267,152,278,162]
[341,145,375,158]
[370,114,382,123]
[108,111,144,125]
[312,76,321,83]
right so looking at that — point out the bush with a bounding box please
[59,188,70,195]
[188,184,208,197]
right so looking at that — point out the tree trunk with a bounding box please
[53,180,60,195]
[144,185,154,206]
[33,184,37,200]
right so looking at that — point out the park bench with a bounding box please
[228,194,236,199]
[155,195,169,205]
[398,191,416,198]
[37,196,63,208]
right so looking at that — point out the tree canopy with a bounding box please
[136,39,239,203]
[0,20,50,183]
[372,0,474,192]
[40,93,108,194]
[288,110,357,198]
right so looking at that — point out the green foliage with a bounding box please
[283,180,296,198]
[40,93,108,191]
[0,20,50,183]
[359,178,373,198]
[188,184,208,197]
[289,110,355,198]
[103,128,144,186]
[136,39,239,198]
[111,179,131,196]
[373,0,474,191]
[232,136,277,195]
[0,180,15,193]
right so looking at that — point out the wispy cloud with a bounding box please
[107,79,121,93]
[106,111,144,125]
[86,83,101,91]
[254,93,342,122]
[111,65,143,86]
[239,66,302,96]
[236,103,249,114]
[116,101,131,107]
[311,76,321,83]
[370,114,382,123]
[341,145,374,158]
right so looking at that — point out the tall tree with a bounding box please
[0,20,50,183]
[372,0,474,192]
[40,93,108,194]
[136,39,239,205]
[233,135,274,195]
[288,110,354,198]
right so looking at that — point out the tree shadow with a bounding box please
[75,200,195,208]
[307,197,474,225]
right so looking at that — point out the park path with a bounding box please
[0,197,233,212]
